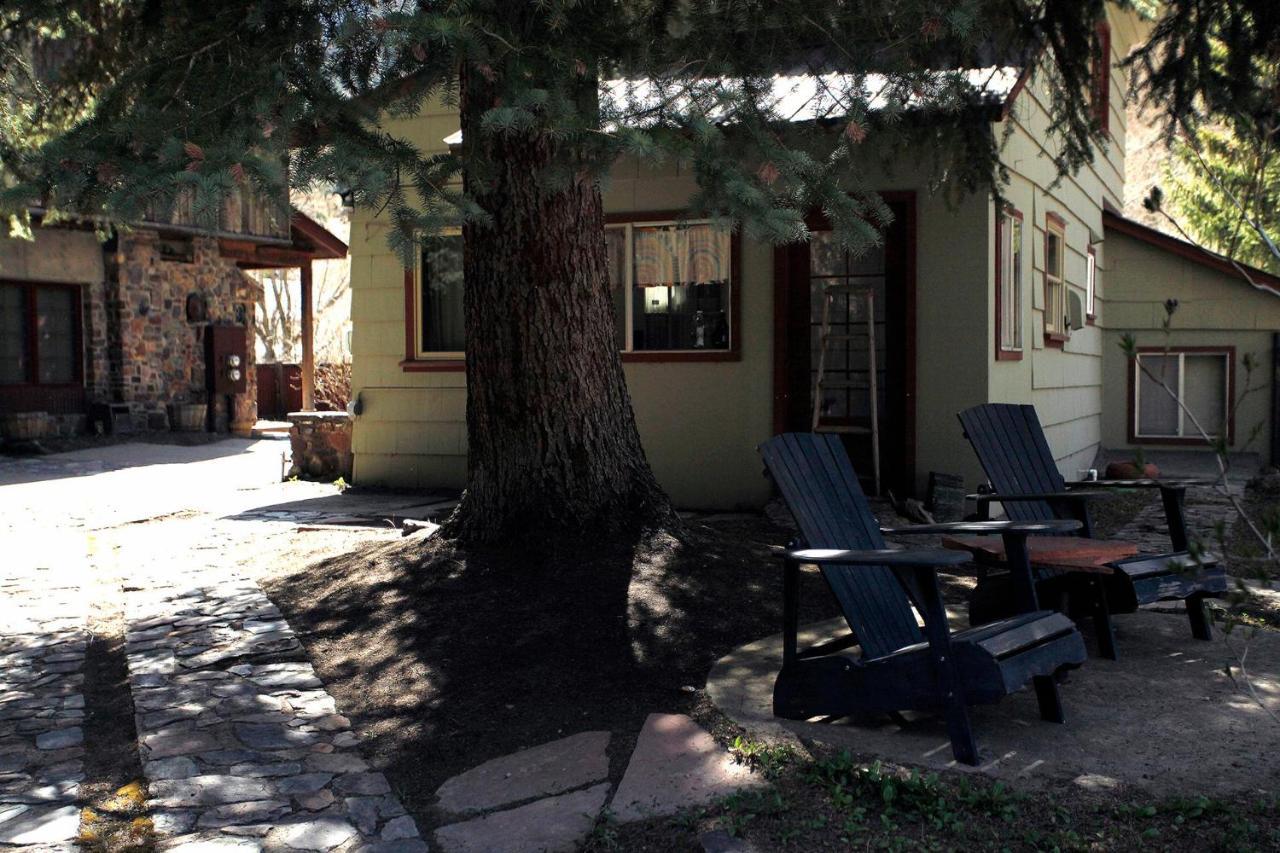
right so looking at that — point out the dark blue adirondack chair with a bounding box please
[760,432,1087,766]
[958,403,1227,658]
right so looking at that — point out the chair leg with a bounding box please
[1033,675,1065,723]
[943,695,979,766]
[1187,592,1212,641]
[1090,579,1118,661]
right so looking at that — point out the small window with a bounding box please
[419,234,465,354]
[1044,216,1068,339]
[1092,21,1112,134]
[0,281,81,385]
[1086,246,1097,319]
[996,207,1023,357]
[0,284,27,384]
[1133,350,1232,441]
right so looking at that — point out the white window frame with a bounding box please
[1085,245,1097,319]
[997,207,1023,354]
[1044,216,1068,338]
[1132,350,1233,440]
[414,218,734,358]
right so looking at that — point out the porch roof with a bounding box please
[221,209,348,270]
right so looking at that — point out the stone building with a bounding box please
[0,202,346,439]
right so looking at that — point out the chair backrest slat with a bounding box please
[958,404,1065,522]
[760,433,923,659]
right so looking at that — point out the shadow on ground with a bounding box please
[262,517,839,830]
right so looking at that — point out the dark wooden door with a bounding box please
[772,194,916,495]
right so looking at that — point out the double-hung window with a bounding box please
[995,206,1023,358]
[413,218,735,359]
[1086,245,1097,320]
[1044,215,1068,340]
[1133,348,1233,442]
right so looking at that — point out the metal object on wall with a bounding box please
[206,325,249,395]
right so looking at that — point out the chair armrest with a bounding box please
[1065,478,1205,490]
[967,491,1099,503]
[881,519,1082,537]
[785,547,970,568]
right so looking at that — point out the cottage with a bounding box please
[0,197,346,441]
[343,5,1278,507]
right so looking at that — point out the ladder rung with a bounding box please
[815,424,873,435]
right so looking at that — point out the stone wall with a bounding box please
[104,232,262,432]
[288,412,353,481]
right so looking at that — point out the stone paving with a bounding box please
[430,715,761,852]
[124,577,427,851]
[1,440,424,851]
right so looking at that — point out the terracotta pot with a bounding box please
[1104,461,1161,480]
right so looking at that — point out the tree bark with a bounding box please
[443,65,678,544]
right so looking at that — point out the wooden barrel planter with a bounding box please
[171,403,208,432]
[0,412,49,441]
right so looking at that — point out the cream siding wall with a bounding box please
[984,5,1144,483]
[1101,230,1280,458]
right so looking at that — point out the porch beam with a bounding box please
[300,262,315,411]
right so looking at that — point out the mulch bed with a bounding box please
[263,515,840,832]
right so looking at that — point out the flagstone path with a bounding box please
[1,439,771,852]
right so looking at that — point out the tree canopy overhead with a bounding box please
[2,1,1115,253]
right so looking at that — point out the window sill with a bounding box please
[995,348,1023,362]
[622,350,740,363]
[1043,332,1069,349]
[1129,435,1225,447]
[400,358,465,372]
[400,350,742,372]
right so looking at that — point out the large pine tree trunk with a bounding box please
[443,67,677,544]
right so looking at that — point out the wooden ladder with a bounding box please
[811,283,881,495]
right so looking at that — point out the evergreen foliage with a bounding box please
[2,0,1114,256]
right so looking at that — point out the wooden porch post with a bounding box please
[300,262,315,411]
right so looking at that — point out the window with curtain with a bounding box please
[1086,246,1097,319]
[628,222,731,351]
[414,219,734,357]
[1134,350,1231,440]
[997,207,1023,355]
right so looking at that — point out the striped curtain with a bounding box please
[633,224,730,286]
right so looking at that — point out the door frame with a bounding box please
[770,191,917,491]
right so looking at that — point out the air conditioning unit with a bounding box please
[1067,290,1086,332]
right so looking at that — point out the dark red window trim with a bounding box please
[1043,212,1068,347]
[1126,345,1236,446]
[400,213,743,373]
[995,205,1024,361]
[1093,21,1112,136]
[0,279,84,388]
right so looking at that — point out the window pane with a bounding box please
[1184,355,1227,437]
[421,236,465,353]
[605,228,626,350]
[1086,250,1097,315]
[1010,218,1022,347]
[1046,230,1061,277]
[809,231,845,276]
[631,223,731,350]
[0,284,26,384]
[36,287,76,384]
[1137,355,1180,436]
